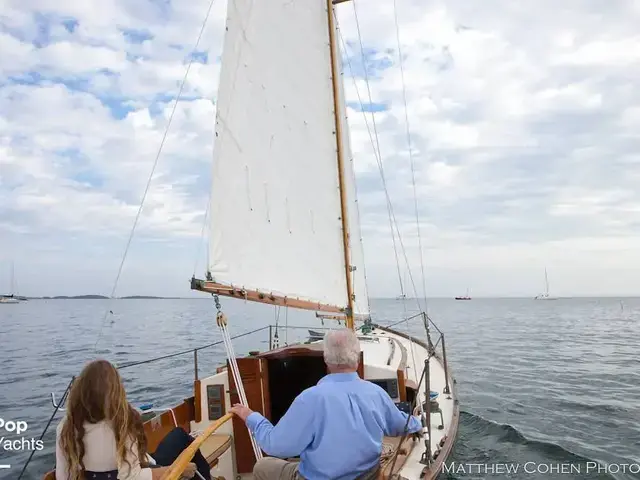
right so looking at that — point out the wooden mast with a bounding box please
[326,0,355,331]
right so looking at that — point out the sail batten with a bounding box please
[208,0,369,315]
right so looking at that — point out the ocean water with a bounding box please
[0,297,639,479]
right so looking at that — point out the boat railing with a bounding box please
[381,312,451,395]
[49,314,448,408]
[377,312,452,468]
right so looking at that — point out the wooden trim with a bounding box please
[258,343,363,379]
[258,344,323,360]
[396,369,407,402]
[259,357,272,420]
[144,398,195,454]
[227,358,271,474]
[194,380,202,423]
[191,278,345,313]
[326,0,355,330]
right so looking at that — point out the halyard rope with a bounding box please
[214,295,263,461]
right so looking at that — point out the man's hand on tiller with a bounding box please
[230,403,253,422]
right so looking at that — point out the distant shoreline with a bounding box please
[17,295,640,300]
[24,295,191,300]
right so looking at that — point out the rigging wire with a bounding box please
[387,0,427,417]
[218,316,262,460]
[93,0,218,352]
[341,2,423,394]
[336,23,424,316]
[17,377,75,479]
[345,4,406,308]
[391,0,429,313]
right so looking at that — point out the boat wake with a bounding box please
[442,411,616,479]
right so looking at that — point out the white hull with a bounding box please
[0,297,20,304]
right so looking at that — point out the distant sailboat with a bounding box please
[534,268,557,300]
[1,262,24,304]
[395,270,408,299]
[455,288,471,300]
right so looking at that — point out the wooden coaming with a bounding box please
[227,357,271,474]
[144,398,196,453]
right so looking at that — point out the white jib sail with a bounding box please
[208,0,369,315]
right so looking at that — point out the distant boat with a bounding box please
[455,288,471,300]
[308,329,324,340]
[534,267,557,300]
[395,294,406,300]
[0,296,19,304]
[1,262,25,303]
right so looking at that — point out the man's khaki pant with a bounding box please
[253,457,302,480]
[252,457,380,480]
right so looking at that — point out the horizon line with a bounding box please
[12,294,640,300]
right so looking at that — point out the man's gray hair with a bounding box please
[323,328,361,368]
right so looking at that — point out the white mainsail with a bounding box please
[208,0,368,314]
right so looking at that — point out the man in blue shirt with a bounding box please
[230,328,423,480]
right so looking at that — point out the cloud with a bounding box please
[1,0,639,299]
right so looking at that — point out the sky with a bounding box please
[1,0,640,298]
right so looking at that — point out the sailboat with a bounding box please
[534,268,557,300]
[40,1,459,479]
[395,271,409,299]
[0,295,19,304]
[1,262,24,304]
[454,288,471,301]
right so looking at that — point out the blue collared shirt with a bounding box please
[245,372,422,480]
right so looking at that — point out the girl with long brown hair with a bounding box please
[55,359,196,480]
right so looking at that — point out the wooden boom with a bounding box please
[191,277,346,314]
